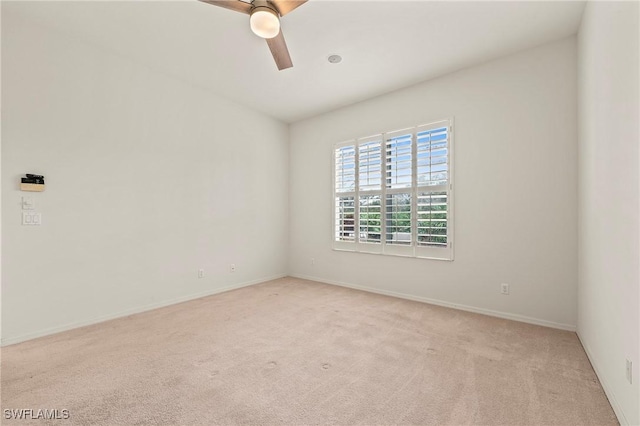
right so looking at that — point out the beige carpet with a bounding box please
[1,277,617,425]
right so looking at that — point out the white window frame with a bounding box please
[332,118,455,261]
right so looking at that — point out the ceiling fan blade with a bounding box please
[266,30,293,70]
[270,0,307,16]
[199,0,252,15]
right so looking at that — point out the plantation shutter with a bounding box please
[415,121,451,258]
[385,132,413,189]
[358,141,382,192]
[417,125,449,187]
[358,138,383,249]
[335,145,356,193]
[333,119,453,260]
[334,144,356,246]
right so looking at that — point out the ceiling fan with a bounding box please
[200,0,308,70]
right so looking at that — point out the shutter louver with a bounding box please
[335,196,355,242]
[335,145,356,193]
[417,192,448,247]
[359,195,382,243]
[386,133,412,189]
[417,126,448,187]
[386,193,412,245]
[359,141,382,191]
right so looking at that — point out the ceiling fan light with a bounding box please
[250,7,280,39]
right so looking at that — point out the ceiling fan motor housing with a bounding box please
[252,0,280,16]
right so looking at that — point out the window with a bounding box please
[333,119,454,260]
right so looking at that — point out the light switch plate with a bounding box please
[22,196,35,210]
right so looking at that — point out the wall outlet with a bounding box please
[626,359,633,384]
[22,211,42,226]
[230,264,236,273]
[311,258,315,266]
[500,283,510,295]
[198,269,204,278]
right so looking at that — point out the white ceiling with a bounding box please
[5,0,585,123]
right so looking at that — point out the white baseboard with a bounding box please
[0,274,286,347]
[289,273,577,332]
[577,333,629,426]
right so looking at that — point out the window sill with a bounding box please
[332,246,453,262]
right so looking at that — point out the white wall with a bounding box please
[1,10,289,345]
[0,1,3,343]
[289,38,578,329]
[577,2,639,425]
